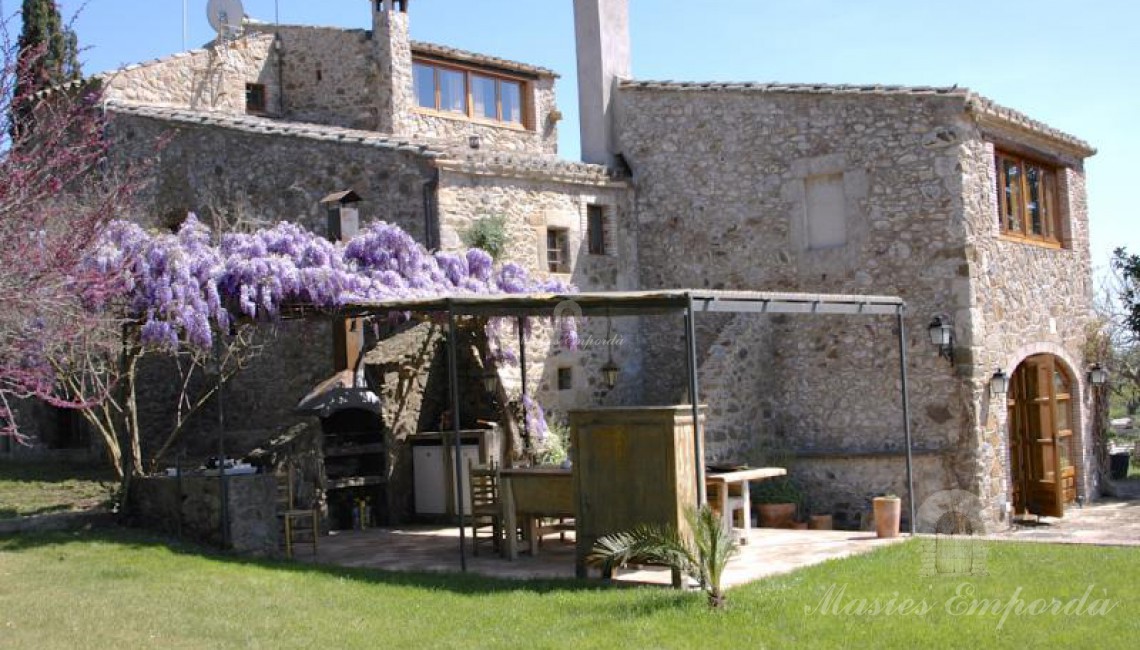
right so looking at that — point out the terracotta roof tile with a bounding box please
[105,102,446,157]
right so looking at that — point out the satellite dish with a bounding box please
[206,0,245,39]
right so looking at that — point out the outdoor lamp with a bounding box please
[601,307,620,389]
[601,358,620,389]
[481,370,498,394]
[928,316,954,363]
[1088,363,1108,386]
[989,368,1009,398]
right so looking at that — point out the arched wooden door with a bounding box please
[1008,355,1077,517]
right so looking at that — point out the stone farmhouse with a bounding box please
[86,0,1095,532]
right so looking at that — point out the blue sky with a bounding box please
[37,0,1138,274]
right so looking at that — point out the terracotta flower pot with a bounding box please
[756,502,797,528]
[873,497,901,538]
[808,514,833,530]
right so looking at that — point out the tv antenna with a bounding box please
[206,0,245,42]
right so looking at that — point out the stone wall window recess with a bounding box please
[989,368,1010,398]
[995,150,1064,247]
[546,228,570,273]
[412,58,529,128]
[245,83,266,114]
[927,315,954,364]
[556,367,573,391]
[1088,364,1108,386]
[587,204,607,255]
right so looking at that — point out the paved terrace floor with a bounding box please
[986,480,1140,547]
[298,526,905,588]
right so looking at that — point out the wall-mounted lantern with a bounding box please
[481,370,498,394]
[927,315,954,363]
[989,368,1009,398]
[1088,363,1108,386]
[601,308,620,389]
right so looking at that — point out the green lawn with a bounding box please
[0,461,114,520]
[1,530,1137,649]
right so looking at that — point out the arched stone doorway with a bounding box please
[1007,354,1078,517]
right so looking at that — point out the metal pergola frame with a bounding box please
[342,289,915,571]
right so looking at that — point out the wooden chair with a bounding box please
[278,463,320,559]
[468,461,502,555]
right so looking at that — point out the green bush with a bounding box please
[460,214,508,260]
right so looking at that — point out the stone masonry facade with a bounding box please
[614,81,1095,529]
[54,1,1098,534]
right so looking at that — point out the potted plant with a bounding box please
[798,492,833,530]
[751,477,801,528]
[872,494,901,538]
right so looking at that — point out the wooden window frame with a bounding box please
[586,204,608,256]
[245,83,267,114]
[995,150,1064,248]
[546,227,570,274]
[411,57,532,130]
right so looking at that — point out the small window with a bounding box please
[557,367,573,391]
[587,205,607,255]
[245,83,266,114]
[546,228,570,273]
[804,173,847,249]
[996,151,1062,246]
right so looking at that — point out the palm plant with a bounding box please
[588,505,739,609]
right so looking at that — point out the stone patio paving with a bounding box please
[986,480,1140,547]
[298,525,905,588]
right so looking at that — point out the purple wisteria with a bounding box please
[90,215,575,353]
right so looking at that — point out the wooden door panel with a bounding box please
[1009,355,1071,518]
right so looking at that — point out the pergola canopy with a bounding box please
[340,289,906,318]
[333,288,915,572]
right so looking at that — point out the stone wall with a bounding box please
[959,130,1094,519]
[615,86,984,526]
[435,165,641,422]
[108,111,437,235]
[106,112,438,459]
[256,25,379,130]
[127,474,280,556]
[102,33,277,116]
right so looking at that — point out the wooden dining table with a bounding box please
[705,466,787,536]
[499,467,574,560]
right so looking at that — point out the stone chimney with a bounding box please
[573,0,630,166]
[372,0,414,135]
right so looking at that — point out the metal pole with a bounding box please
[517,316,530,456]
[446,303,467,571]
[684,295,707,506]
[897,308,917,535]
[216,335,230,549]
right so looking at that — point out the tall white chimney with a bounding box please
[573,0,630,166]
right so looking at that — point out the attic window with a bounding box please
[996,150,1064,247]
[245,83,266,114]
[412,59,529,128]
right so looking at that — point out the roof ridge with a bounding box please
[411,40,558,78]
[618,79,968,96]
